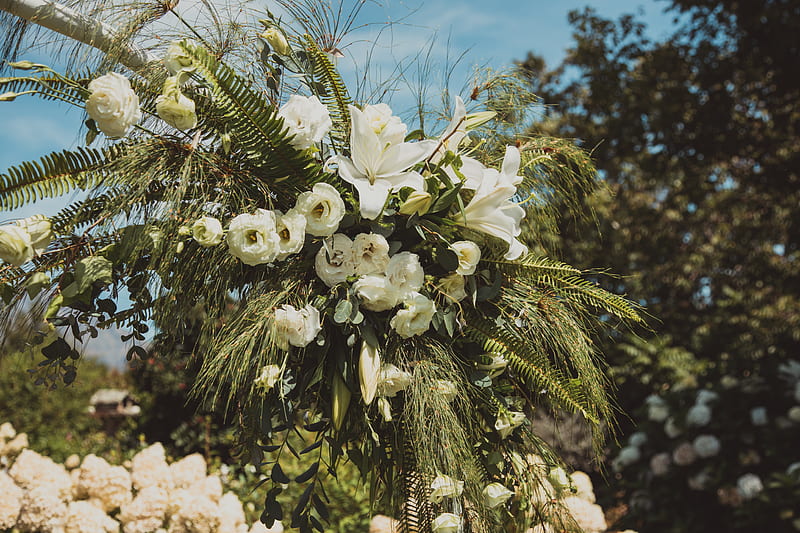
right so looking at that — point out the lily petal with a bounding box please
[349,105,383,177]
[501,145,522,186]
[350,177,392,219]
[377,139,438,177]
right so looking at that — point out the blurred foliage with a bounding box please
[518,0,799,399]
[0,348,134,463]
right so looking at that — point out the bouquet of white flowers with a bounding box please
[0,1,639,530]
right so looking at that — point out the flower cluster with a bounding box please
[0,215,53,267]
[0,423,282,532]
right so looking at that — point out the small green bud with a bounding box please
[261,28,291,56]
[398,190,432,216]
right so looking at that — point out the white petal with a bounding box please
[376,140,438,177]
[351,178,392,220]
[349,105,383,176]
[501,145,522,186]
[332,154,367,185]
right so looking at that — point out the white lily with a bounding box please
[431,96,467,164]
[459,163,527,260]
[327,104,437,219]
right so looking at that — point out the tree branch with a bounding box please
[0,0,159,70]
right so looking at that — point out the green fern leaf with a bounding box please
[302,35,352,144]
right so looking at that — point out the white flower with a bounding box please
[156,91,197,130]
[432,96,468,164]
[628,432,647,447]
[315,233,356,286]
[164,41,194,74]
[327,104,437,219]
[548,466,570,491]
[664,416,683,438]
[695,389,719,405]
[386,251,425,299]
[646,394,670,422]
[0,223,33,266]
[436,273,467,303]
[495,410,526,438]
[255,364,282,391]
[482,482,514,508]
[294,183,345,236]
[693,434,721,458]
[750,406,768,426]
[377,397,393,421]
[17,215,52,255]
[649,453,671,476]
[686,404,712,427]
[458,160,527,260]
[563,496,607,533]
[788,405,800,422]
[362,102,407,145]
[353,274,399,311]
[278,95,332,150]
[0,472,22,530]
[736,473,763,500]
[130,443,172,491]
[429,473,464,504]
[274,304,321,349]
[227,209,280,265]
[390,292,436,338]
[431,513,460,533]
[450,240,481,275]
[74,454,132,512]
[86,72,141,138]
[261,27,290,55]
[672,442,697,466]
[377,364,412,397]
[275,210,307,259]
[612,446,641,471]
[570,471,596,503]
[358,341,381,405]
[192,216,224,247]
[353,233,391,275]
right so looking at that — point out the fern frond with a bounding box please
[182,42,323,185]
[302,35,351,144]
[0,146,124,210]
[486,255,580,282]
[0,73,85,104]
[463,312,595,423]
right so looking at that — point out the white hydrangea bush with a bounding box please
[0,423,283,533]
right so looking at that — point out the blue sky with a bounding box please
[0,0,677,367]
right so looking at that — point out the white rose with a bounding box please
[495,410,525,439]
[275,210,307,259]
[191,217,223,247]
[278,95,332,150]
[156,91,198,130]
[16,215,53,255]
[255,364,282,391]
[362,103,406,146]
[429,474,464,504]
[377,364,412,397]
[315,233,355,287]
[450,240,481,275]
[295,183,345,236]
[352,233,390,276]
[164,41,194,74]
[431,513,460,533]
[692,434,721,458]
[226,209,280,265]
[273,304,321,349]
[353,275,399,311]
[358,341,381,405]
[86,72,141,138]
[0,224,33,266]
[686,404,712,427]
[390,292,435,338]
[483,482,514,508]
[437,273,467,302]
[750,406,768,426]
[386,252,424,299]
[736,473,763,500]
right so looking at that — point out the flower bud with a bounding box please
[398,190,432,216]
[261,28,291,56]
[331,371,351,431]
[464,110,496,129]
[358,341,381,405]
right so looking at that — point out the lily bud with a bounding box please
[7,60,37,70]
[358,340,381,405]
[464,110,496,130]
[377,397,392,422]
[331,371,351,431]
[261,28,291,56]
[398,190,432,216]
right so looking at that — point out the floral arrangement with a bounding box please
[608,360,800,532]
[0,1,639,531]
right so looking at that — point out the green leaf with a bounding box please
[25,272,50,299]
[333,300,353,324]
[41,338,71,360]
[74,256,113,293]
[295,462,319,483]
[428,183,463,214]
[435,246,460,272]
[271,463,291,484]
